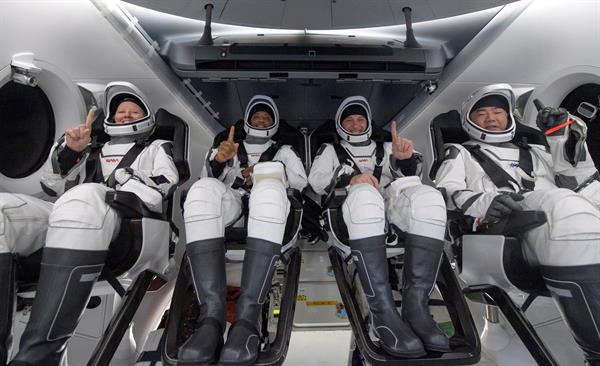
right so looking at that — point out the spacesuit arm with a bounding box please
[40,137,89,197]
[435,144,498,220]
[543,120,600,192]
[275,145,308,191]
[308,144,343,196]
[115,140,180,212]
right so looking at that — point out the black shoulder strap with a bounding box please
[332,143,361,176]
[84,147,103,184]
[232,141,281,190]
[105,143,147,188]
[373,141,385,181]
[515,138,535,191]
[237,142,248,168]
[259,142,281,162]
[237,141,280,168]
[466,145,521,191]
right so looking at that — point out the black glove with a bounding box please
[536,106,569,135]
[484,192,524,224]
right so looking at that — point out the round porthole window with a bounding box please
[0,81,55,178]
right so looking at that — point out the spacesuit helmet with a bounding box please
[460,84,516,143]
[244,95,279,138]
[335,96,373,143]
[104,81,154,138]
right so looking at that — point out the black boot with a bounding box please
[218,238,280,366]
[350,235,425,358]
[541,264,600,365]
[0,253,15,366]
[401,234,450,352]
[178,239,227,365]
[8,248,107,366]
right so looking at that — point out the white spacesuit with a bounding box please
[179,95,307,365]
[308,96,449,357]
[435,83,600,364]
[0,194,52,365]
[8,82,179,366]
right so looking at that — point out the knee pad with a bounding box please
[49,184,109,230]
[0,194,26,253]
[545,189,600,242]
[388,184,446,240]
[248,179,290,244]
[184,178,227,223]
[527,189,600,266]
[342,184,385,240]
[248,179,289,225]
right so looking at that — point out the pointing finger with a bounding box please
[85,106,97,128]
[227,126,235,143]
[391,121,398,143]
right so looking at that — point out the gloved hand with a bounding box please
[536,106,570,135]
[484,192,524,224]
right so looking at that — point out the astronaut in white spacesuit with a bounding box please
[308,96,450,357]
[435,83,600,364]
[8,82,179,366]
[179,95,307,365]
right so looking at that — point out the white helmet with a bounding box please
[244,95,279,138]
[104,81,154,138]
[335,96,373,143]
[460,83,516,143]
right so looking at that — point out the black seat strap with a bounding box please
[232,141,281,190]
[84,147,104,184]
[100,266,126,297]
[372,141,385,182]
[105,143,147,188]
[333,142,385,181]
[466,145,522,191]
[515,138,536,191]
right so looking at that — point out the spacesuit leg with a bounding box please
[178,178,242,364]
[0,193,52,365]
[520,188,600,362]
[0,254,14,366]
[219,178,289,366]
[342,183,425,358]
[385,178,450,352]
[10,184,119,366]
[540,264,600,364]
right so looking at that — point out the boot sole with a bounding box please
[381,345,427,359]
[217,357,258,366]
[424,344,451,353]
[177,358,219,366]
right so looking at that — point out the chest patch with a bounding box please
[105,158,121,164]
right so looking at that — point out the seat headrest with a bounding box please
[152,108,190,185]
[428,110,548,179]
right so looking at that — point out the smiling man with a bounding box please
[179,95,307,366]
[435,83,600,364]
[308,96,450,358]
